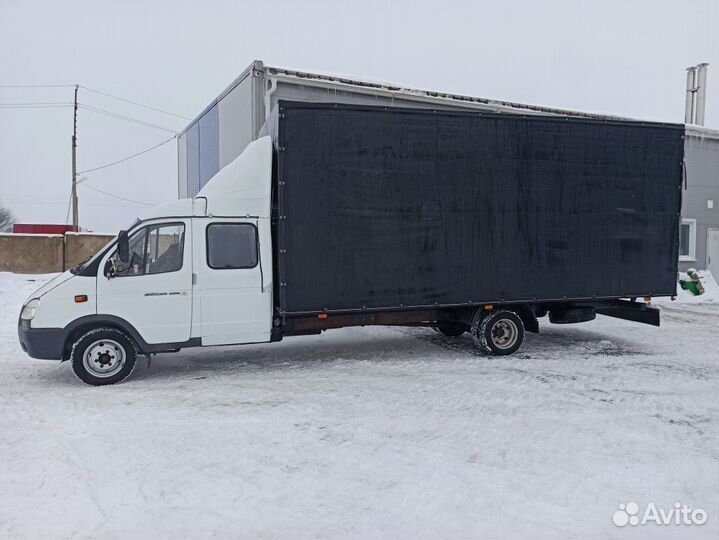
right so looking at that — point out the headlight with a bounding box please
[20,299,40,321]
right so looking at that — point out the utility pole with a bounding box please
[71,84,79,230]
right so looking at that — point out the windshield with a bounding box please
[69,217,141,274]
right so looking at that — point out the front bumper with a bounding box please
[17,319,65,360]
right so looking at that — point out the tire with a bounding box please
[436,322,467,337]
[70,327,137,386]
[472,310,525,355]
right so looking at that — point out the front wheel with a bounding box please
[70,328,137,386]
[472,310,525,355]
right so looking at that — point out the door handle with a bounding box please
[192,273,198,285]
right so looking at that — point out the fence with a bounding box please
[0,232,115,274]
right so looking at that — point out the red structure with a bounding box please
[12,224,78,234]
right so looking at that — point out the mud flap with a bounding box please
[595,300,660,327]
[514,305,539,334]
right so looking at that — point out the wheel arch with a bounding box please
[62,315,148,361]
[469,304,538,334]
[511,304,539,334]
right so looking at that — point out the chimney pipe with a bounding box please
[695,63,709,126]
[685,67,697,124]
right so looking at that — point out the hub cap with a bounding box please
[83,339,126,378]
[490,319,518,349]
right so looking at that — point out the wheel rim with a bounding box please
[490,319,518,349]
[83,339,126,378]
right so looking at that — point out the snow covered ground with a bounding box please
[0,272,717,540]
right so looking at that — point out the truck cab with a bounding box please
[18,137,275,385]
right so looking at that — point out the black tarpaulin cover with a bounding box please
[271,101,684,314]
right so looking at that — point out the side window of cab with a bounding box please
[111,223,185,276]
[206,223,258,269]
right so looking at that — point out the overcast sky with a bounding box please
[1,0,717,232]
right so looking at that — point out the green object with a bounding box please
[679,280,700,295]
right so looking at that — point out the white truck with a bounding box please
[18,102,682,385]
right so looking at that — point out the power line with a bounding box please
[0,101,73,106]
[79,85,190,120]
[3,193,152,209]
[78,135,176,174]
[78,103,178,133]
[6,198,151,209]
[0,84,75,88]
[0,100,178,132]
[0,102,74,109]
[1,84,189,120]
[79,183,156,206]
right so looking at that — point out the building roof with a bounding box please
[264,64,633,121]
[685,125,719,141]
[183,60,697,135]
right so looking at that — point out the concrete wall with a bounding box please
[0,233,65,273]
[0,233,114,274]
[679,133,719,272]
[63,233,114,271]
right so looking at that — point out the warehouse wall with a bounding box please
[679,134,719,272]
[178,62,261,198]
[219,73,254,169]
[177,64,719,277]
[177,63,489,198]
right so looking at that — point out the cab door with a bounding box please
[194,219,272,345]
[97,221,193,344]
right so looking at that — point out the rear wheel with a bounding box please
[472,310,525,355]
[70,328,137,386]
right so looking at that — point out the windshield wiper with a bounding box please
[69,256,92,275]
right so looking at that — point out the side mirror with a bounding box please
[117,230,130,263]
[103,258,116,279]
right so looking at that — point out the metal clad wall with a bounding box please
[181,63,556,198]
[186,123,201,196]
[218,75,255,169]
[680,135,719,271]
[180,68,259,197]
[177,132,188,198]
[198,104,219,189]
